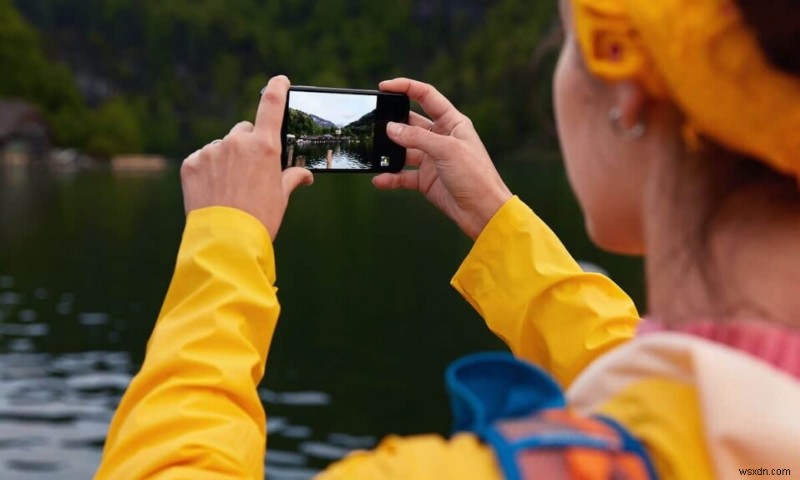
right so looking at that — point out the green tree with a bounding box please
[85,98,143,157]
[9,0,558,160]
[426,0,559,156]
[0,0,87,146]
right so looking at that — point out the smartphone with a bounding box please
[280,86,409,172]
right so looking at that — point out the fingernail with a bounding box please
[387,122,404,136]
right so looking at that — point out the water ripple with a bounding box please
[0,351,130,478]
[0,282,360,479]
[260,388,331,406]
[299,441,354,461]
[0,292,23,306]
[0,323,50,337]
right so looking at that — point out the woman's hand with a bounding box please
[180,75,313,240]
[374,78,512,240]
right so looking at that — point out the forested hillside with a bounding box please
[342,110,375,138]
[287,108,335,137]
[2,0,558,159]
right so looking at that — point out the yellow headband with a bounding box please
[573,0,800,178]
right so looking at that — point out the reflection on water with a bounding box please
[0,160,643,479]
[293,142,371,170]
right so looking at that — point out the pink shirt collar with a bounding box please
[638,320,800,381]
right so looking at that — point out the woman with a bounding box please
[95,0,800,478]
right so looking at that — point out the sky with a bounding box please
[288,91,376,127]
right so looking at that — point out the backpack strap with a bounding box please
[446,352,658,480]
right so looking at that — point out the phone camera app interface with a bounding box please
[286,91,376,170]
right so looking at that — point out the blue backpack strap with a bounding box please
[446,351,566,433]
[446,352,658,480]
[595,415,660,480]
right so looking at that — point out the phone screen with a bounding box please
[281,87,409,172]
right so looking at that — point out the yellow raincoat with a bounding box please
[94,197,724,479]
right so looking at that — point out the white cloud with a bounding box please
[289,91,376,127]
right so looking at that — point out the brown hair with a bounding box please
[736,0,800,75]
[663,0,800,317]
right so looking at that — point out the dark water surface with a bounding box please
[0,159,643,479]
[293,142,372,170]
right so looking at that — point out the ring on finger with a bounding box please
[211,139,223,145]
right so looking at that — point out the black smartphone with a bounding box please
[280,86,409,172]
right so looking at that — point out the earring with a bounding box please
[609,107,646,140]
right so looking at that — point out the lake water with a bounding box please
[0,158,643,478]
[290,142,371,170]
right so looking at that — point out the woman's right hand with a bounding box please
[374,78,512,240]
[181,75,312,241]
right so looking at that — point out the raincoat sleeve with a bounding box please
[451,196,640,387]
[95,206,278,480]
[318,197,642,479]
[317,433,501,480]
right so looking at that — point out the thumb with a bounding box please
[281,167,314,200]
[386,122,454,159]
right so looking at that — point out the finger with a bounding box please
[255,75,290,135]
[199,140,222,160]
[379,78,456,122]
[228,121,254,135]
[405,148,424,167]
[408,111,433,130]
[180,149,202,179]
[372,171,419,191]
[184,148,201,165]
[281,167,314,200]
[386,122,456,159]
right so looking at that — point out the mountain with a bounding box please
[342,109,375,137]
[287,108,337,136]
[308,114,336,129]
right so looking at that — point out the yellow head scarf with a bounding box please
[573,0,800,178]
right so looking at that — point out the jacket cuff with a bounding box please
[184,207,276,285]
[450,196,582,316]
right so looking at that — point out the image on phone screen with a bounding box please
[281,87,408,172]
[286,91,375,170]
